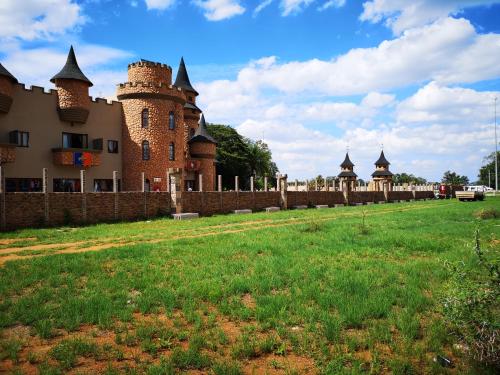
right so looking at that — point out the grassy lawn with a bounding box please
[0,198,498,374]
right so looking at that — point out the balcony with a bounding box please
[52,148,101,167]
[0,143,16,163]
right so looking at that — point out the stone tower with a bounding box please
[188,114,217,191]
[174,57,201,151]
[338,153,357,192]
[50,46,93,124]
[117,59,186,191]
[0,63,18,113]
[371,150,393,191]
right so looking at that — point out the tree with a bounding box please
[477,151,500,187]
[206,124,279,190]
[393,173,427,185]
[442,170,469,185]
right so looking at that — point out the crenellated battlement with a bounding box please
[116,80,186,103]
[127,60,172,71]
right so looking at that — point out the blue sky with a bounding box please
[1,0,500,182]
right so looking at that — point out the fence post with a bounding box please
[279,174,288,210]
[250,176,254,192]
[80,170,87,223]
[235,176,239,192]
[218,175,222,192]
[0,166,4,230]
[113,171,119,221]
[264,176,268,192]
[199,174,203,192]
[141,172,147,218]
[43,168,49,225]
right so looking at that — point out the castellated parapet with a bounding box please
[127,60,172,86]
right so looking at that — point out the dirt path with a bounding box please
[0,202,452,265]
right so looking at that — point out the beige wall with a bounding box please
[0,84,123,192]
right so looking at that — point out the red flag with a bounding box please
[82,152,92,167]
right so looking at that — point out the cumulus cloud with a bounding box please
[281,0,315,16]
[360,0,500,35]
[144,0,176,10]
[0,0,84,41]
[193,0,245,21]
[254,0,274,16]
[318,0,346,12]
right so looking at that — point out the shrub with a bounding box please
[473,208,499,220]
[442,229,499,368]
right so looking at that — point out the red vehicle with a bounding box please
[438,184,464,199]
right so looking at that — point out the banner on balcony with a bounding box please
[73,152,93,167]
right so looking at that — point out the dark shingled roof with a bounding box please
[371,170,393,177]
[174,57,198,95]
[374,150,390,166]
[189,114,216,144]
[184,102,201,112]
[338,170,357,178]
[340,153,354,168]
[0,63,18,84]
[50,46,93,86]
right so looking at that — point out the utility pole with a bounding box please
[495,97,498,195]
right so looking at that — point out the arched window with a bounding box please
[169,111,175,130]
[142,140,150,160]
[141,108,149,128]
[168,142,175,161]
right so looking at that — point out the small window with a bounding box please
[168,142,175,161]
[141,108,149,128]
[142,140,150,160]
[108,140,119,153]
[169,111,175,130]
[62,132,88,149]
[9,131,29,147]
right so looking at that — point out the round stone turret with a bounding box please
[0,63,18,113]
[118,59,187,191]
[50,46,92,124]
[188,114,216,191]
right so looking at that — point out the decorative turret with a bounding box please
[51,46,92,123]
[371,150,393,191]
[174,57,199,97]
[117,59,187,191]
[338,153,357,192]
[188,114,217,191]
[0,63,18,113]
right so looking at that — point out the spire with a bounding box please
[50,46,93,86]
[174,57,198,95]
[189,114,216,144]
[0,63,18,84]
[374,150,390,166]
[340,153,354,168]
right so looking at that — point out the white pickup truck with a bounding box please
[455,191,485,201]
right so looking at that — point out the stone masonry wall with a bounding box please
[348,191,386,204]
[1,192,171,230]
[55,79,90,110]
[287,191,345,207]
[387,191,414,201]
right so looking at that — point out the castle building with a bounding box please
[338,153,357,192]
[371,150,393,191]
[0,46,216,192]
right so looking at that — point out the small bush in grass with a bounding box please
[442,229,499,368]
[473,208,499,220]
[0,339,22,363]
[50,338,99,370]
[212,361,243,375]
[35,319,54,339]
[301,220,324,233]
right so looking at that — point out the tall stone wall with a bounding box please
[287,191,345,207]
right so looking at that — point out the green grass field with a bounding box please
[0,198,498,374]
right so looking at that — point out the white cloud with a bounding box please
[360,0,500,35]
[199,17,500,97]
[193,0,245,21]
[254,0,274,16]
[281,0,314,16]
[0,0,84,41]
[397,82,498,124]
[144,0,176,10]
[318,0,346,12]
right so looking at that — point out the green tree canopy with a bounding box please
[477,151,499,187]
[393,173,427,185]
[441,170,469,185]
[206,124,279,190]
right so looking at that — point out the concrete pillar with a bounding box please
[80,170,87,223]
[295,179,298,191]
[166,170,170,193]
[113,171,118,193]
[199,174,203,192]
[42,168,49,225]
[279,174,288,210]
[235,176,239,192]
[218,175,222,192]
[264,176,268,192]
[42,168,48,193]
[141,172,145,192]
[315,179,318,191]
[0,166,4,230]
[305,179,309,192]
[250,176,254,192]
[80,170,86,193]
[276,174,281,192]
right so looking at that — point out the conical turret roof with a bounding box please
[174,57,198,95]
[189,114,216,144]
[0,63,18,84]
[374,150,390,166]
[50,46,93,86]
[340,153,354,168]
